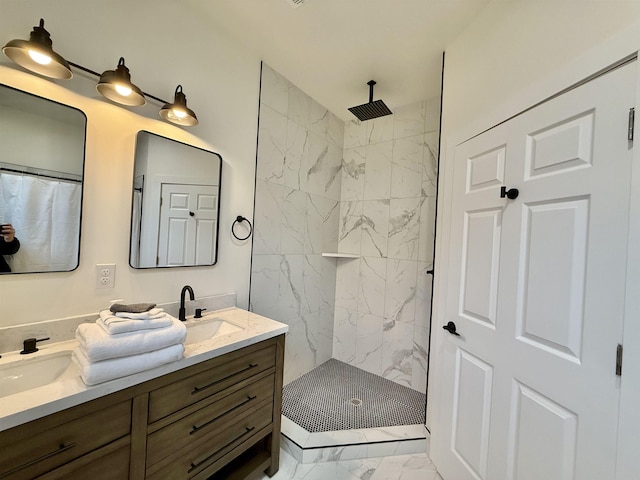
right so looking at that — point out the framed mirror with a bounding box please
[129,131,222,269]
[0,84,86,274]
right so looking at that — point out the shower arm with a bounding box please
[368,80,376,103]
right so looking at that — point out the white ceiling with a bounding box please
[188,0,492,121]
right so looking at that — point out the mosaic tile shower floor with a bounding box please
[282,359,426,432]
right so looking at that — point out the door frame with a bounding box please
[430,36,640,480]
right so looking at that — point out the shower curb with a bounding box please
[280,416,428,463]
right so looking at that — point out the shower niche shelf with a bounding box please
[321,252,359,259]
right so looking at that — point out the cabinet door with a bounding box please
[433,60,636,480]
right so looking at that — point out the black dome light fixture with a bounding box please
[160,85,198,126]
[2,19,72,79]
[3,19,200,127]
[96,57,146,107]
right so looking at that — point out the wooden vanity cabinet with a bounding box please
[0,335,285,480]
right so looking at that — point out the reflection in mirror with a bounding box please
[0,84,86,274]
[130,131,222,269]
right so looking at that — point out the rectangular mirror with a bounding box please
[0,84,86,274]
[130,131,222,268]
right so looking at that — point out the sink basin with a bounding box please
[0,351,76,398]
[184,317,243,345]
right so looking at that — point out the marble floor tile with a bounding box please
[257,449,442,480]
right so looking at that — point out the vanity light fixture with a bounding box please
[96,57,146,107]
[159,85,199,126]
[2,19,72,80]
[3,19,200,127]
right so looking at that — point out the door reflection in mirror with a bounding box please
[130,131,222,268]
[0,84,86,274]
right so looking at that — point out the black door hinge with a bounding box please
[616,344,623,376]
[628,108,635,141]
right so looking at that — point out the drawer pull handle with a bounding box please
[0,442,76,478]
[187,425,258,473]
[189,395,259,435]
[191,363,259,395]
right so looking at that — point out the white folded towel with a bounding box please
[97,312,173,335]
[114,307,166,320]
[72,344,184,385]
[76,316,187,362]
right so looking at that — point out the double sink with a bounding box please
[0,315,243,399]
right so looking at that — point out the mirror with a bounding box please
[130,131,222,269]
[0,84,86,274]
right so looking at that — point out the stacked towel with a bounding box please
[115,308,165,320]
[73,306,186,385]
[98,310,171,334]
[73,345,184,385]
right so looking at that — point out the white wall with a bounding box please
[441,1,640,138]
[0,0,261,327]
[0,102,85,175]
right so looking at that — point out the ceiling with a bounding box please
[188,0,492,121]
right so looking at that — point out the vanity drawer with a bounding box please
[34,438,130,480]
[146,373,274,467]
[0,400,131,480]
[146,402,273,480]
[148,343,276,422]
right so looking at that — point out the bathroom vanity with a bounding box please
[0,308,287,480]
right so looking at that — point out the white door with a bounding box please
[433,61,635,480]
[157,183,218,266]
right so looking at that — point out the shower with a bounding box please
[348,80,393,121]
[251,62,441,462]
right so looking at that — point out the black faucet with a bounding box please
[20,337,50,354]
[179,285,195,321]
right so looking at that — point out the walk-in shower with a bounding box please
[250,62,441,462]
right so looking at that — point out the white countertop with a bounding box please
[0,307,288,432]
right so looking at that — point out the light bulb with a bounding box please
[28,49,52,65]
[171,108,187,119]
[115,83,132,97]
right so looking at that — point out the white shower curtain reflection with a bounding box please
[0,172,81,272]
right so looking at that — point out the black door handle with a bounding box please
[189,211,195,217]
[500,186,519,199]
[443,321,460,336]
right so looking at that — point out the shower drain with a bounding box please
[349,398,363,407]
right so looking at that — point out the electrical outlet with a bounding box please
[96,263,116,289]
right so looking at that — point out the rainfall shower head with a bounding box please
[348,80,392,121]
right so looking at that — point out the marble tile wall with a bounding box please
[251,64,344,384]
[334,98,440,393]
[251,64,440,393]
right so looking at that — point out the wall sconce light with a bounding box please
[2,19,199,127]
[160,85,199,126]
[97,57,145,106]
[2,19,72,80]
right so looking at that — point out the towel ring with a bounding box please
[232,215,253,241]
